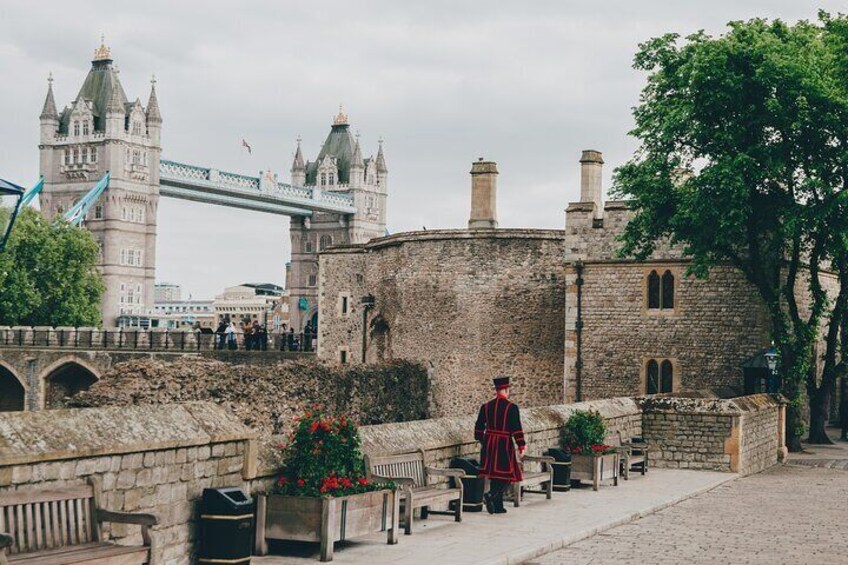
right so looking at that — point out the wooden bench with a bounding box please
[365,450,463,535]
[605,432,650,480]
[511,455,555,507]
[0,480,157,565]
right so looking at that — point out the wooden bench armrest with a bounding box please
[523,455,555,465]
[0,532,12,549]
[425,466,465,479]
[627,442,650,453]
[372,474,416,488]
[97,509,159,527]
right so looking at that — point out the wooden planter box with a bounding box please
[570,453,619,491]
[255,489,399,562]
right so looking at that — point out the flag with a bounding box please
[242,139,252,154]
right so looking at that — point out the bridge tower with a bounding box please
[288,108,387,331]
[38,39,161,327]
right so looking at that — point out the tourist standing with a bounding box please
[226,320,237,350]
[215,320,227,350]
[304,322,314,352]
[474,376,525,514]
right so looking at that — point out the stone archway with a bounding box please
[43,360,99,409]
[369,315,391,362]
[0,363,25,412]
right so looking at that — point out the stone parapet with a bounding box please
[639,393,785,475]
[0,402,257,564]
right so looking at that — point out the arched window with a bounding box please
[646,358,674,394]
[73,121,80,136]
[82,121,89,135]
[647,271,660,309]
[646,359,660,395]
[660,360,674,393]
[320,173,327,186]
[304,239,314,253]
[647,269,675,310]
[662,270,675,309]
[319,235,333,251]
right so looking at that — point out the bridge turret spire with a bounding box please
[146,75,162,124]
[291,136,306,186]
[40,73,59,121]
[375,138,387,174]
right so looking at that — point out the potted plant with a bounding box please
[255,405,399,562]
[561,410,619,491]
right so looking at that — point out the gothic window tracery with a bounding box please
[73,121,80,136]
[82,121,89,135]
[646,358,675,394]
[647,269,675,310]
[319,235,333,251]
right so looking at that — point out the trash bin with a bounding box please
[199,487,254,564]
[545,448,572,491]
[449,457,486,512]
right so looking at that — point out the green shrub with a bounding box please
[562,410,612,455]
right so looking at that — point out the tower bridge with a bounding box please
[158,160,357,216]
[36,40,387,328]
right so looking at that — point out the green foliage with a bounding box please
[613,13,848,447]
[562,410,609,455]
[0,208,104,326]
[273,404,392,497]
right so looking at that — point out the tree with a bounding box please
[613,13,848,450]
[0,207,104,326]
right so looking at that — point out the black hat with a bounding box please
[493,376,510,390]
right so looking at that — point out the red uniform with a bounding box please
[474,396,525,482]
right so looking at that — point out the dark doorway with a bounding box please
[0,366,25,412]
[45,363,98,408]
[310,312,318,332]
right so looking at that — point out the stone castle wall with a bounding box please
[0,403,257,565]
[319,229,566,417]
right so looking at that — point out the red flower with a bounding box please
[276,476,288,486]
[309,421,320,433]
[320,421,331,432]
[340,477,352,488]
[358,477,369,486]
[570,446,582,455]
[297,478,306,487]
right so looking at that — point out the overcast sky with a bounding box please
[0,1,840,298]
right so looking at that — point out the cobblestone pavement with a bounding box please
[529,464,848,565]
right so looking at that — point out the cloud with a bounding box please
[0,0,839,297]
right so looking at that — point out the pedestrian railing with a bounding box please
[0,326,318,353]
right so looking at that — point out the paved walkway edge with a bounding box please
[506,473,740,565]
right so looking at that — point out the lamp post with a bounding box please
[0,178,25,252]
[764,341,779,393]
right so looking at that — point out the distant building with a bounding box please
[213,283,284,326]
[152,299,214,329]
[154,282,182,303]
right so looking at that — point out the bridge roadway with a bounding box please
[159,159,357,216]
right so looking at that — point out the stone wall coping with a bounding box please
[638,393,785,416]
[322,229,566,255]
[252,397,641,478]
[0,402,258,467]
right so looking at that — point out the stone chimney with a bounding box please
[468,158,498,229]
[579,149,604,219]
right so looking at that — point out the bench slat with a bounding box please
[0,487,92,507]
[75,499,87,543]
[7,542,148,565]
[34,502,43,550]
[15,504,25,554]
[57,500,67,547]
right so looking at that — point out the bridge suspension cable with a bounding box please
[20,176,44,206]
[64,172,110,226]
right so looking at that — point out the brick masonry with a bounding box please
[318,229,566,417]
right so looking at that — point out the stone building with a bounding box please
[38,39,160,327]
[318,150,839,417]
[562,151,773,402]
[213,283,283,326]
[318,160,566,416]
[288,108,387,333]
